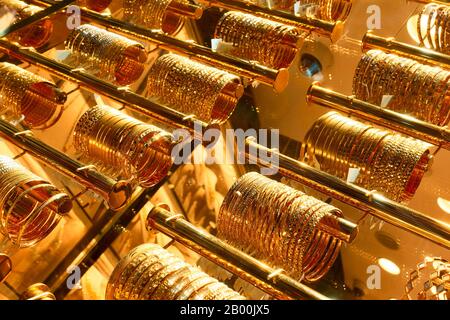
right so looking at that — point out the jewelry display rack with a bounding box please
[0,0,448,300]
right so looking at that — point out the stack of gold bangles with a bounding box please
[0,62,66,129]
[0,0,53,48]
[353,49,450,126]
[297,0,353,21]
[123,0,188,35]
[217,172,343,282]
[73,105,173,188]
[106,243,246,300]
[403,257,449,300]
[416,3,450,53]
[65,24,148,85]
[146,54,243,124]
[303,112,432,203]
[214,11,302,69]
[0,156,72,248]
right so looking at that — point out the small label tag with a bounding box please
[295,2,318,17]
[251,80,260,88]
[312,156,321,169]
[94,94,105,107]
[347,167,360,183]
[211,38,222,52]
[212,38,235,55]
[380,95,394,108]
[55,50,71,62]
[294,2,301,15]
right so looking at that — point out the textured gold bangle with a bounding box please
[0,156,71,248]
[65,24,147,85]
[303,111,432,203]
[147,54,242,124]
[404,257,450,300]
[106,243,246,300]
[353,49,450,126]
[73,105,173,188]
[296,0,352,21]
[214,11,303,69]
[0,62,66,129]
[123,0,188,35]
[217,172,343,282]
[416,3,450,54]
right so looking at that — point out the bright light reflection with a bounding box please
[378,258,400,275]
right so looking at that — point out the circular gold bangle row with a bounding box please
[353,49,450,126]
[146,53,243,124]
[65,24,147,85]
[0,155,71,248]
[73,104,173,188]
[214,11,303,69]
[106,243,246,300]
[217,171,343,282]
[302,111,432,203]
[0,62,66,129]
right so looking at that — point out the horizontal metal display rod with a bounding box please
[147,205,330,300]
[307,84,450,149]
[197,0,344,42]
[0,253,12,284]
[167,1,203,19]
[0,119,132,210]
[244,139,450,249]
[362,31,450,67]
[0,0,75,38]
[36,0,289,92]
[0,38,210,131]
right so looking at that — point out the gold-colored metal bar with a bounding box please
[147,206,330,300]
[362,31,450,67]
[197,0,344,42]
[0,38,209,131]
[0,253,12,284]
[307,84,450,149]
[319,214,357,243]
[244,139,450,249]
[167,1,203,19]
[36,0,289,92]
[0,119,132,210]
[0,0,75,37]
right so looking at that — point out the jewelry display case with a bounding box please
[0,0,448,301]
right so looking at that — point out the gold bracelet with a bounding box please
[0,155,71,248]
[73,105,173,188]
[65,24,147,85]
[106,243,245,300]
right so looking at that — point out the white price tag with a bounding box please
[380,95,394,108]
[211,38,222,52]
[55,50,71,62]
[294,1,301,15]
[347,167,360,183]
[94,94,106,107]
